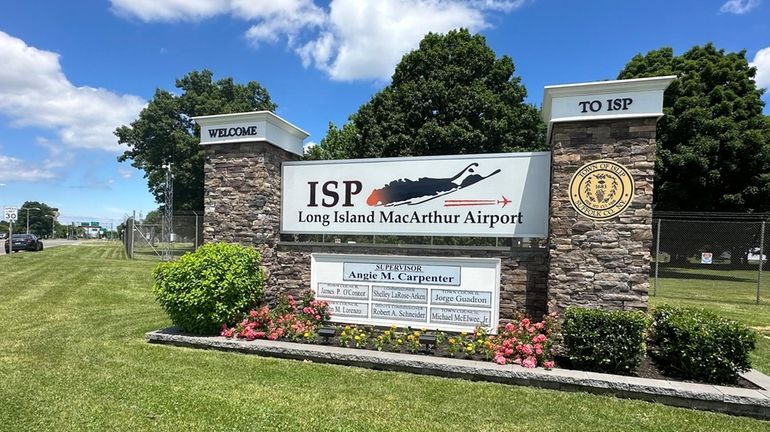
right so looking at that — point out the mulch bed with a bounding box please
[555,353,760,390]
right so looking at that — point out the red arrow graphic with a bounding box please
[444,196,511,208]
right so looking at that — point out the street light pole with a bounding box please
[25,207,41,234]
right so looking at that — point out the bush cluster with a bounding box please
[650,306,757,384]
[151,241,758,383]
[221,290,330,342]
[153,242,264,335]
[223,312,559,369]
[562,307,649,374]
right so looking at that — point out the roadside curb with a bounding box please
[146,327,770,420]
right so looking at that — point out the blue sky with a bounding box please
[0,0,769,226]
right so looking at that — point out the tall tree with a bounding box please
[116,70,276,210]
[618,44,770,212]
[19,201,58,237]
[307,29,545,160]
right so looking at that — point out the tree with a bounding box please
[142,209,163,226]
[116,70,277,210]
[307,29,545,160]
[19,201,58,237]
[618,44,770,212]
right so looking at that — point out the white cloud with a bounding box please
[110,0,529,82]
[117,167,134,179]
[36,137,74,170]
[0,31,146,151]
[297,0,490,81]
[110,0,230,21]
[0,154,56,182]
[750,46,770,89]
[720,0,761,14]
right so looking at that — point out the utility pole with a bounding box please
[162,163,174,261]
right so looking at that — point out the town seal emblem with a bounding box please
[569,160,634,221]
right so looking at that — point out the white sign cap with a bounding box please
[192,111,310,156]
[542,76,676,138]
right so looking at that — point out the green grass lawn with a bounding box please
[1,245,769,431]
[650,264,770,375]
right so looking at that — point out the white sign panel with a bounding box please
[3,206,18,222]
[343,262,460,286]
[282,152,550,238]
[701,252,713,264]
[542,76,675,126]
[549,90,664,122]
[193,111,309,156]
[311,253,500,332]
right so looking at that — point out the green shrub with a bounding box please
[562,307,649,374]
[650,306,756,384]
[153,242,264,335]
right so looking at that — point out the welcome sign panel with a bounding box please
[281,152,550,237]
[311,254,501,332]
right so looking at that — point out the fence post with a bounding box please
[653,219,661,297]
[193,211,199,250]
[758,220,765,305]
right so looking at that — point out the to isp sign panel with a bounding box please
[281,152,550,238]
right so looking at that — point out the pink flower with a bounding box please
[535,322,544,330]
[521,318,531,327]
[249,310,258,318]
[505,322,515,332]
[315,314,321,321]
[534,345,543,355]
[494,355,507,365]
[504,348,514,356]
[544,361,555,370]
[522,357,536,368]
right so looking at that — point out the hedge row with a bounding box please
[562,306,757,384]
[150,243,757,384]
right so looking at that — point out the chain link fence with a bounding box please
[123,211,203,261]
[651,213,769,305]
[121,209,769,307]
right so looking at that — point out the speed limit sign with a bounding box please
[3,206,17,222]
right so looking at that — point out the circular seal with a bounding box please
[569,160,634,221]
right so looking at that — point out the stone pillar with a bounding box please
[194,112,308,301]
[541,76,675,312]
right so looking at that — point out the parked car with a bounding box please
[4,234,43,253]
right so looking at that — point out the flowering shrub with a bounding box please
[373,326,399,351]
[405,329,423,353]
[487,314,558,369]
[339,325,371,348]
[220,290,330,342]
[223,302,559,370]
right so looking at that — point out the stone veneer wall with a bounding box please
[203,141,298,291]
[547,117,657,313]
[203,141,549,319]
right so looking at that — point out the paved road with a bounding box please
[1,239,81,255]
